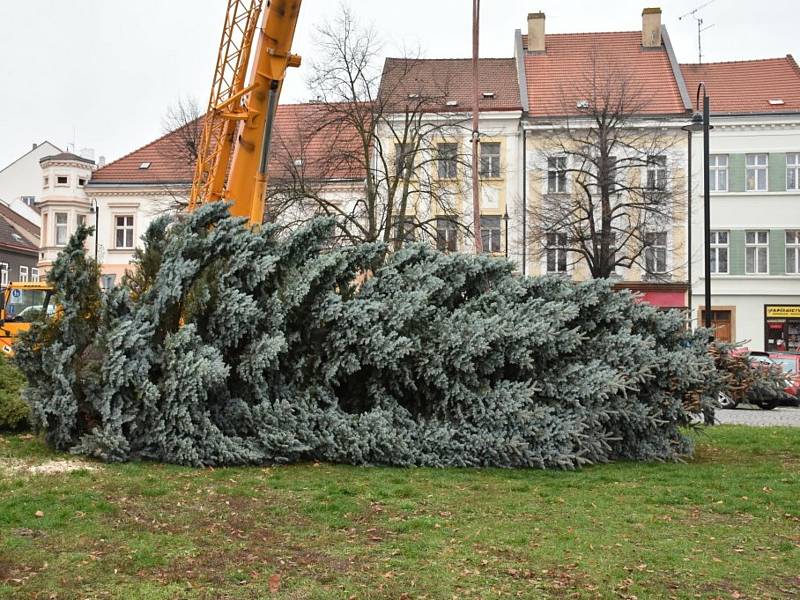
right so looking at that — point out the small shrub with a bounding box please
[0,354,30,431]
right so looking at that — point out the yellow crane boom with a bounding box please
[189,0,302,224]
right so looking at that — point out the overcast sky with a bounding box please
[1,0,797,168]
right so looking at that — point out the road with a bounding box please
[715,406,800,427]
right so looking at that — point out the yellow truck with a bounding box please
[0,282,55,355]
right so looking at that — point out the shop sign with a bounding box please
[765,305,800,319]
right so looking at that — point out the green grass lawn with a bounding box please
[1,427,798,599]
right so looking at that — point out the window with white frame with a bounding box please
[787,153,800,191]
[115,215,135,249]
[547,156,567,193]
[31,268,39,283]
[54,212,68,246]
[21,196,35,207]
[745,153,768,191]
[646,155,668,190]
[480,215,502,253]
[710,231,729,274]
[645,231,668,274]
[545,232,568,273]
[437,143,458,179]
[480,143,501,178]
[0,263,8,287]
[745,230,769,274]
[19,266,28,282]
[786,230,800,274]
[435,218,457,252]
[710,155,728,192]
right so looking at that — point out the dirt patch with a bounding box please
[0,457,99,476]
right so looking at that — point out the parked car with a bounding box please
[767,352,800,405]
[717,350,792,410]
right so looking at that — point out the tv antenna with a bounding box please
[679,0,715,63]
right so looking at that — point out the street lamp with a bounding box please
[90,198,99,262]
[682,82,713,330]
[503,209,509,258]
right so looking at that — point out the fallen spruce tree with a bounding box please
[16,203,717,468]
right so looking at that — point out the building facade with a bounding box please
[0,141,61,226]
[682,57,800,349]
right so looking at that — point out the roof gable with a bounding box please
[522,31,688,117]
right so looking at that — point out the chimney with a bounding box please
[32,143,37,151]
[527,12,545,53]
[642,7,662,48]
[98,155,106,168]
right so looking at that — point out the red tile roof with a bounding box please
[680,56,800,114]
[522,31,687,117]
[89,103,365,185]
[379,58,522,112]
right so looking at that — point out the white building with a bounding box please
[0,141,61,226]
[682,57,800,349]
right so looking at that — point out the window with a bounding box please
[55,212,68,246]
[31,268,39,283]
[43,176,49,188]
[745,153,768,191]
[21,196,35,207]
[604,155,618,193]
[787,153,800,191]
[547,156,567,193]
[710,155,728,192]
[480,143,501,178]
[435,218,457,252]
[19,266,28,282]
[786,230,800,274]
[77,214,86,228]
[437,143,458,179]
[391,216,416,245]
[545,232,568,273]
[56,175,69,186]
[101,274,116,290]
[645,232,668,274]
[646,155,667,190]
[0,263,7,287]
[745,230,769,274]
[709,231,729,274]
[78,178,87,187]
[115,215,135,249]
[395,144,410,177]
[480,215,502,253]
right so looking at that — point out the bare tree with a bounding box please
[267,5,474,250]
[161,96,203,166]
[528,52,686,279]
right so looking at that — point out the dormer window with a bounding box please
[482,92,495,99]
[139,162,151,170]
[446,100,458,107]
[768,98,785,105]
[576,99,590,110]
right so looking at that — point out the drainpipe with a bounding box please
[521,126,527,275]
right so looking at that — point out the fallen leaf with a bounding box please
[34,510,44,518]
[268,573,281,593]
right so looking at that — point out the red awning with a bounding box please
[639,290,686,308]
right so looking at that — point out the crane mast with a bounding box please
[189,0,302,224]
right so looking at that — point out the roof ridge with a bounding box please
[383,56,514,62]
[681,56,794,67]
[523,30,640,38]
